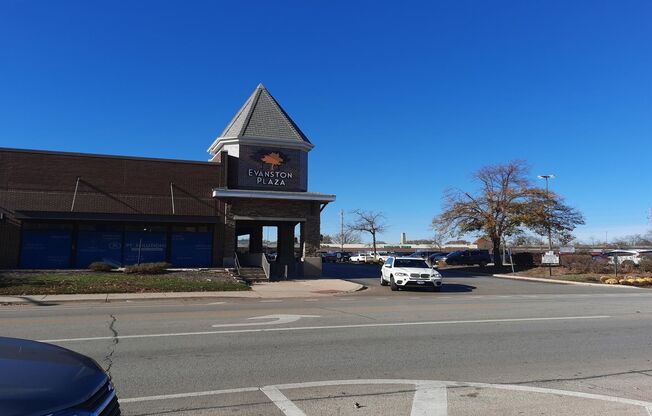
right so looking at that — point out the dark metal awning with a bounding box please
[14,211,220,224]
[212,188,336,202]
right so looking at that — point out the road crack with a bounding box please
[508,368,652,385]
[317,306,377,321]
[103,314,119,379]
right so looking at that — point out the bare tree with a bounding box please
[509,234,545,247]
[430,229,445,249]
[348,209,388,255]
[332,229,362,245]
[432,161,584,266]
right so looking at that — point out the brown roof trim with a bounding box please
[0,147,220,166]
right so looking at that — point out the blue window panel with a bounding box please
[123,232,167,265]
[75,231,123,268]
[170,233,212,267]
[20,230,72,269]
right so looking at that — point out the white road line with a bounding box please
[207,301,227,305]
[303,299,319,302]
[260,300,283,303]
[646,406,652,416]
[120,386,259,403]
[40,315,610,343]
[411,383,447,416]
[337,298,355,301]
[120,378,652,409]
[260,386,307,416]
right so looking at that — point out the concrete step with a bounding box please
[238,266,268,282]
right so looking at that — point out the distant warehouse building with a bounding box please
[0,84,335,277]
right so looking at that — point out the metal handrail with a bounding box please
[234,252,242,276]
[261,253,271,280]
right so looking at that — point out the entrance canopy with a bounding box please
[212,188,335,202]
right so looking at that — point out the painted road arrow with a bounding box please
[211,314,321,328]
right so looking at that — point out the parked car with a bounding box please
[321,251,351,263]
[0,336,121,416]
[603,249,652,265]
[350,252,375,263]
[428,252,449,263]
[445,250,492,267]
[335,251,352,262]
[375,251,391,263]
[410,251,445,259]
[320,252,339,263]
[380,256,443,291]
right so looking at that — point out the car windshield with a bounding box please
[394,259,429,268]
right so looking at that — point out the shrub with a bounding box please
[563,254,592,273]
[89,262,114,272]
[618,260,637,274]
[590,258,612,274]
[124,262,171,274]
[639,259,652,273]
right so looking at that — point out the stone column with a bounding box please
[249,225,263,254]
[221,213,236,268]
[302,205,322,277]
[304,211,321,256]
[276,222,295,279]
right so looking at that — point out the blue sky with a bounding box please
[1,0,650,243]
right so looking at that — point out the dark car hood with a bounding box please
[0,337,108,416]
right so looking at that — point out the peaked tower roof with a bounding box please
[208,84,312,156]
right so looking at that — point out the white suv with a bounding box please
[380,257,443,292]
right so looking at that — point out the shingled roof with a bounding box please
[218,84,311,143]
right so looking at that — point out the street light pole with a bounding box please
[340,209,344,252]
[538,174,555,276]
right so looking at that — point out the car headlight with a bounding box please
[395,272,408,277]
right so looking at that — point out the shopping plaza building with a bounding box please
[0,84,335,278]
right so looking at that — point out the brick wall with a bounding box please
[0,148,227,268]
[0,149,225,216]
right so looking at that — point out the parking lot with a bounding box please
[321,262,634,296]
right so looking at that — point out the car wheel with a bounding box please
[380,275,388,286]
[479,261,487,268]
[390,276,398,291]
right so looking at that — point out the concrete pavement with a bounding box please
[2,268,651,415]
[0,278,364,305]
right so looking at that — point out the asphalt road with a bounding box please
[2,266,652,415]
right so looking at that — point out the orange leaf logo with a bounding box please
[261,152,284,170]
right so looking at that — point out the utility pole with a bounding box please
[340,209,344,252]
[538,174,555,276]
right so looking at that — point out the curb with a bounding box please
[443,269,642,289]
[491,273,641,289]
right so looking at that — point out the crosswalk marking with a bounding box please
[261,386,306,416]
[411,382,447,416]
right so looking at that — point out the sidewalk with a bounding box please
[0,279,365,305]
